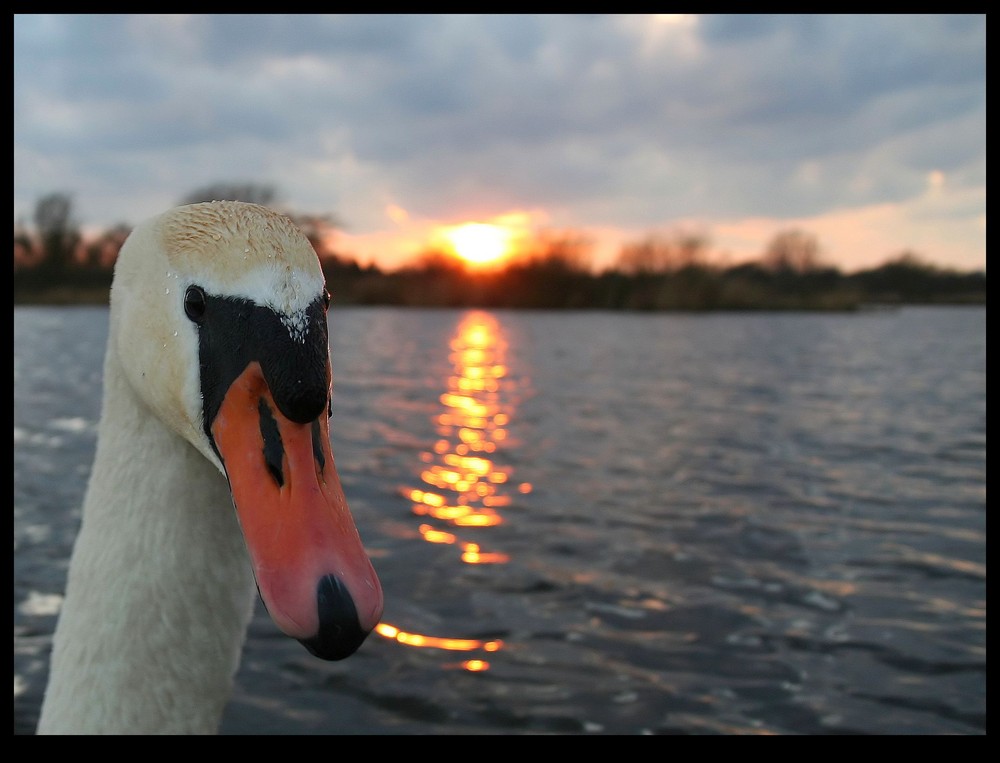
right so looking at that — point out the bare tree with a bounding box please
[33,192,81,275]
[618,234,672,275]
[287,213,342,260]
[525,230,594,272]
[409,247,463,273]
[617,230,711,275]
[761,229,824,273]
[13,217,37,269]
[82,223,133,269]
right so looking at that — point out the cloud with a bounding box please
[13,14,985,271]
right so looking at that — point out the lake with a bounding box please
[13,305,986,735]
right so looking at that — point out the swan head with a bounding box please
[109,200,383,660]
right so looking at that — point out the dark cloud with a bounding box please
[13,13,985,269]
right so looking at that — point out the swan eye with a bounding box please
[184,286,207,322]
[322,288,331,310]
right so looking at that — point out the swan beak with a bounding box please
[211,362,384,660]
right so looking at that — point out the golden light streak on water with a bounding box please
[453,511,502,527]
[374,623,505,653]
[407,310,519,553]
[460,660,490,672]
[419,524,456,544]
[461,542,510,564]
[387,311,524,671]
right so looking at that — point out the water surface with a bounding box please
[13,305,986,734]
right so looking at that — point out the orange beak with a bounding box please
[211,361,383,660]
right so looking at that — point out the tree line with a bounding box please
[13,187,986,310]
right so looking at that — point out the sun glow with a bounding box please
[443,223,512,267]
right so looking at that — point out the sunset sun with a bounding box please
[444,223,511,268]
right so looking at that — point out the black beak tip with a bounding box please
[298,574,372,661]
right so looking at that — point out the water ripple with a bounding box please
[14,306,985,735]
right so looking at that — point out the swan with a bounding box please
[36,201,384,734]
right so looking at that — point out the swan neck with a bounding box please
[37,356,256,735]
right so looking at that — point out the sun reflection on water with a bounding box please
[376,310,528,670]
[406,310,529,558]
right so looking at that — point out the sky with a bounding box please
[13,14,986,273]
